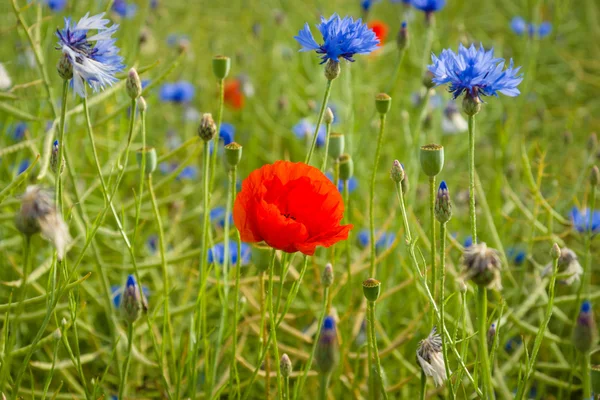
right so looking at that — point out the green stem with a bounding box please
[55,80,69,212]
[321,122,332,172]
[229,165,242,399]
[305,80,333,165]
[260,270,271,400]
[369,301,388,400]
[369,113,386,277]
[439,223,454,399]
[477,287,494,399]
[583,354,591,399]
[468,114,477,243]
[343,180,352,301]
[420,371,426,400]
[267,249,283,398]
[284,376,290,400]
[209,78,225,193]
[386,49,406,96]
[118,323,135,400]
[191,139,212,399]
[295,287,330,398]
[319,374,330,400]
[429,175,437,324]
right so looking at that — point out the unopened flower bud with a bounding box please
[375,93,392,114]
[121,275,148,324]
[420,144,444,177]
[401,164,410,194]
[316,316,339,374]
[591,166,599,187]
[138,96,147,112]
[339,154,354,181]
[550,243,561,260]
[324,107,334,125]
[573,301,597,353]
[53,328,62,341]
[212,55,231,80]
[324,59,340,81]
[422,71,435,89]
[126,68,142,99]
[396,21,409,51]
[362,278,381,302]
[50,140,64,175]
[198,113,217,141]
[322,263,334,288]
[487,323,496,351]
[57,53,73,80]
[462,94,482,116]
[434,181,452,223]
[224,142,243,169]
[328,133,344,160]
[280,353,292,378]
[390,160,405,184]
[136,147,157,175]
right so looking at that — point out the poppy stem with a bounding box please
[305,79,333,165]
[368,301,388,400]
[229,164,242,399]
[209,77,225,193]
[429,175,437,330]
[260,270,271,400]
[369,113,387,277]
[267,249,283,398]
[343,180,352,303]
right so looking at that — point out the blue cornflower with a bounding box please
[463,235,473,248]
[146,234,158,253]
[504,336,522,354]
[209,123,235,154]
[210,206,233,228]
[410,0,445,13]
[207,242,251,266]
[361,0,381,12]
[111,281,150,308]
[293,119,326,146]
[511,17,552,38]
[294,14,379,64]
[177,165,197,180]
[429,44,523,101]
[56,13,124,97]
[325,172,358,193]
[510,17,527,35]
[159,81,195,103]
[45,0,66,12]
[17,159,30,175]
[358,229,396,250]
[8,122,28,141]
[112,0,137,19]
[166,34,189,48]
[507,247,526,265]
[570,207,600,234]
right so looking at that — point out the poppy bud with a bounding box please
[322,263,334,288]
[324,59,340,81]
[281,353,292,378]
[396,21,409,51]
[390,160,405,184]
[251,243,272,272]
[420,144,444,177]
[573,301,597,353]
[324,107,334,125]
[50,140,64,175]
[591,166,599,187]
[57,53,73,80]
[316,316,339,374]
[120,274,148,324]
[212,55,231,80]
[126,68,142,99]
[434,180,452,223]
[362,278,381,302]
[224,142,243,169]
[136,147,157,175]
[462,94,481,116]
[460,242,502,290]
[339,154,354,181]
[422,71,435,89]
[328,133,344,160]
[198,113,217,142]
[139,96,147,112]
[375,93,392,115]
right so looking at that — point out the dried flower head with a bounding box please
[416,327,448,386]
[16,186,71,261]
[460,242,502,290]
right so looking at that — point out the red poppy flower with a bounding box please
[224,79,245,109]
[368,20,389,46]
[233,161,353,255]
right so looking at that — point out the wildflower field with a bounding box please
[1,0,600,398]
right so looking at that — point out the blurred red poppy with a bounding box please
[233,161,352,255]
[368,20,389,46]
[224,79,245,109]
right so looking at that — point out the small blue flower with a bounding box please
[358,229,395,250]
[146,234,158,254]
[159,81,195,103]
[8,122,28,141]
[294,14,379,64]
[510,17,527,35]
[538,22,552,38]
[325,172,358,193]
[504,336,522,354]
[210,206,233,228]
[167,34,189,47]
[177,166,197,180]
[428,44,523,100]
[111,281,150,308]
[361,0,381,12]
[45,0,66,12]
[570,207,600,234]
[112,0,137,19]
[207,242,251,266]
[507,248,526,265]
[210,122,236,154]
[463,235,473,248]
[293,119,326,147]
[510,17,552,38]
[410,0,445,13]
[17,159,30,175]
[56,13,124,97]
